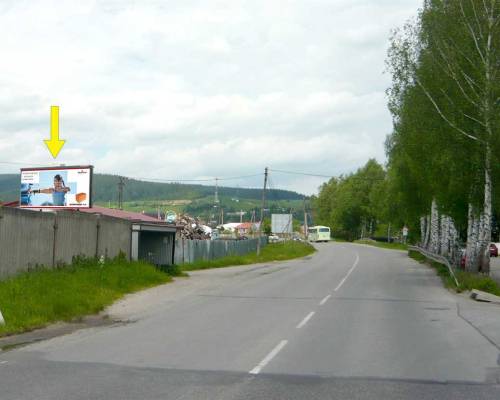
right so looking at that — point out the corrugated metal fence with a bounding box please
[174,237,267,265]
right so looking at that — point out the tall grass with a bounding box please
[0,255,171,336]
[408,250,500,295]
[181,241,316,271]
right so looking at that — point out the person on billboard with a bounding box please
[31,174,71,206]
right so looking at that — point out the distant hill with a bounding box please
[0,173,304,204]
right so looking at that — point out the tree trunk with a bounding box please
[439,215,449,256]
[448,217,459,266]
[478,146,492,274]
[466,206,481,273]
[420,216,426,246]
[430,199,440,254]
[424,214,431,250]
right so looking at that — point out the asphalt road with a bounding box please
[1,243,500,399]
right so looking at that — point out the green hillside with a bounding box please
[0,173,306,222]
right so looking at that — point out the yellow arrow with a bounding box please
[44,105,65,158]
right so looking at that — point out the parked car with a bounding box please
[490,243,498,257]
[461,245,497,266]
[268,235,281,243]
[460,248,466,268]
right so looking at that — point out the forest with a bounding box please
[313,0,500,273]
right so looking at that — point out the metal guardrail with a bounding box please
[408,245,460,287]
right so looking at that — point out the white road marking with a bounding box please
[0,361,7,365]
[319,294,331,306]
[334,253,360,292]
[249,340,288,375]
[296,311,315,329]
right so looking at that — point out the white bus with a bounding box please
[308,226,331,242]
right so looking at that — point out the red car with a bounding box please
[461,245,498,267]
[491,243,498,257]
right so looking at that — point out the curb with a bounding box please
[470,289,500,305]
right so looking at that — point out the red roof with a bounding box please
[78,206,165,223]
[1,201,19,207]
[236,222,255,229]
[0,201,167,224]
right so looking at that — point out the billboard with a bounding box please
[271,214,293,235]
[20,166,93,208]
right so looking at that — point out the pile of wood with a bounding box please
[177,214,210,240]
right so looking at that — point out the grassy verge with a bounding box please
[408,250,500,295]
[0,255,172,337]
[354,239,408,251]
[181,241,316,271]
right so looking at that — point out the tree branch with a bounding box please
[460,0,487,65]
[439,89,486,127]
[470,0,485,40]
[416,78,483,143]
[432,42,482,108]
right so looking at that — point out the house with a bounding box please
[236,222,257,235]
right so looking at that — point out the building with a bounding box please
[236,222,258,235]
[0,203,178,272]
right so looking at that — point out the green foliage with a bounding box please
[180,241,315,271]
[312,159,391,241]
[263,219,272,235]
[385,1,500,239]
[0,173,303,206]
[0,257,171,336]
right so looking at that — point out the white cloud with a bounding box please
[0,0,421,194]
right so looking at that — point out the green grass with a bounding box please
[0,256,172,337]
[180,241,316,271]
[408,250,500,295]
[354,239,408,251]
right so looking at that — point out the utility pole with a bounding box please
[117,176,125,210]
[256,167,268,255]
[214,177,219,205]
[211,177,220,227]
[303,196,308,239]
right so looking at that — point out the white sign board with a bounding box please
[20,166,93,208]
[271,214,293,234]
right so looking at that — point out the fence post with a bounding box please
[95,215,101,258]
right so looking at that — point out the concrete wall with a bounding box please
[174,237,267,265]
[54,212,99,265]
[0,207,132,279]
[98,216,132,260]
[0,207,54,277]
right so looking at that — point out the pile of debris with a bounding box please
[176,214,211,240]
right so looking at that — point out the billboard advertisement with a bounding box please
[20,166,93,208]
[271,214,293,235]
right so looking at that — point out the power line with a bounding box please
[0,160,263,184]
[218,173,264,181]
[270,168,385,181]
[269,168,335,178]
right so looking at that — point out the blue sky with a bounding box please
[0,0,421,194]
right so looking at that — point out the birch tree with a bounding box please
[417,0,500,272]
[387,0,500,272]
